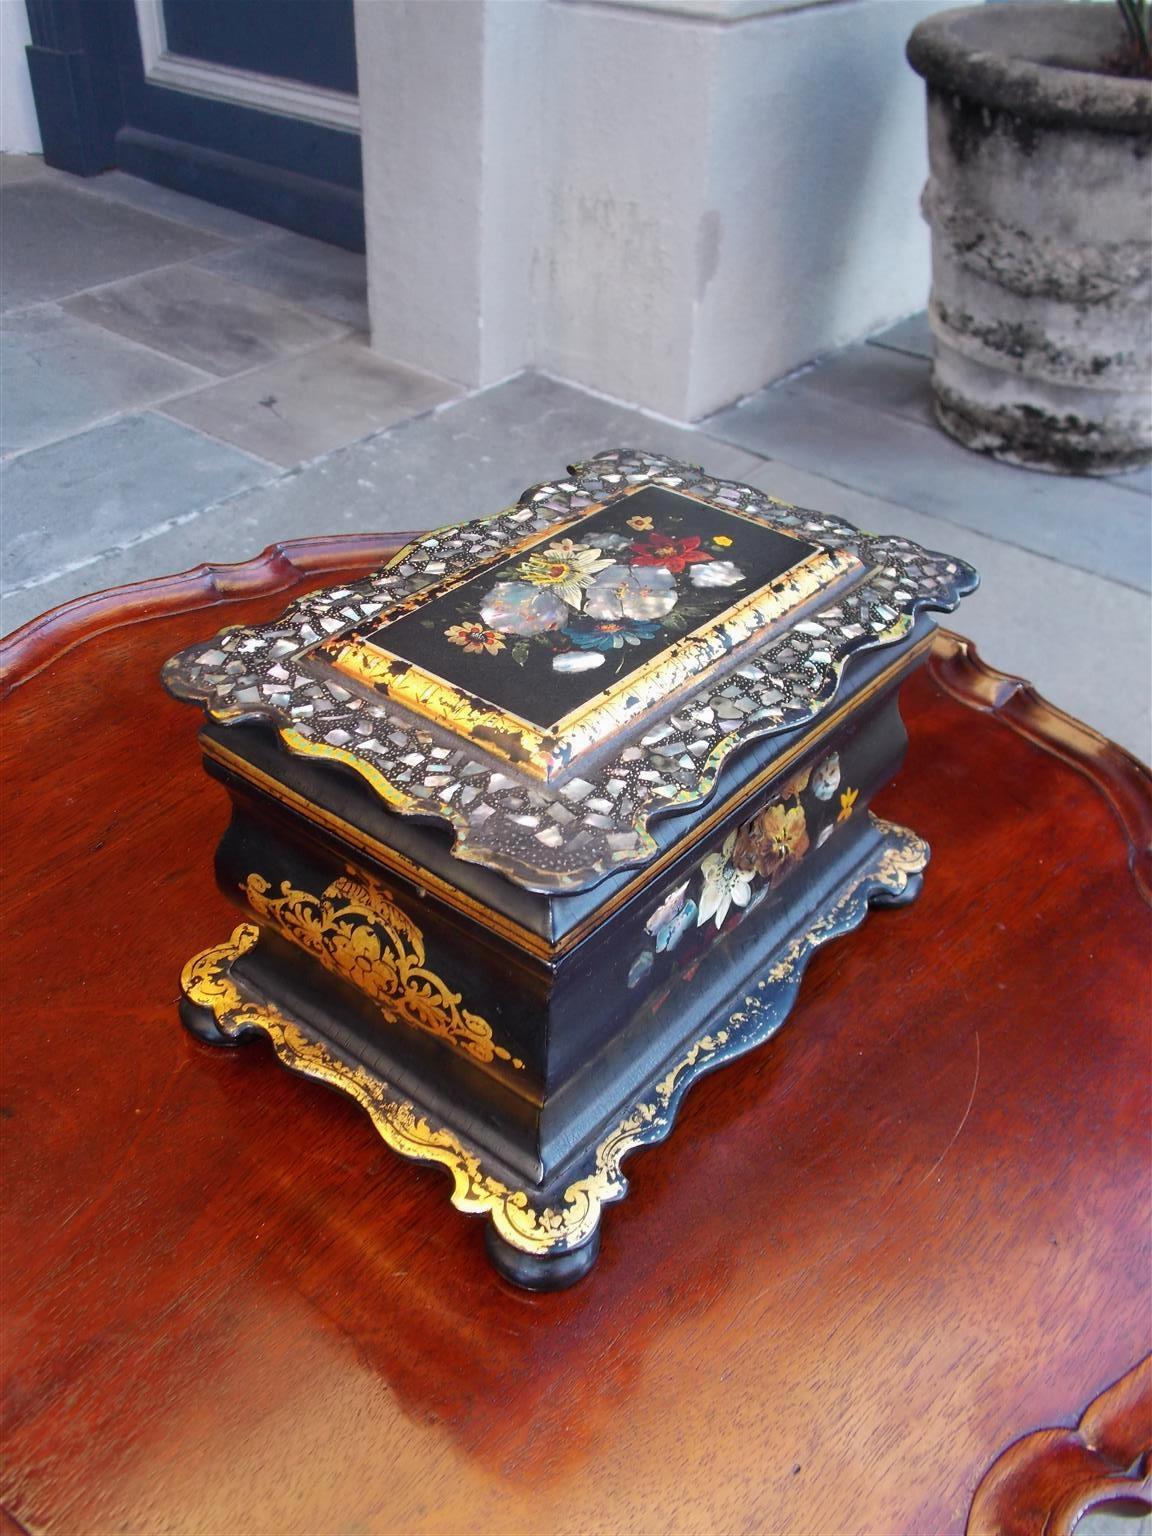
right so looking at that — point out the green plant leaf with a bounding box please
[1117,0,1152,59]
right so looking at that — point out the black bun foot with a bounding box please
[180,996,243,1047]
[484,1222,601,1291]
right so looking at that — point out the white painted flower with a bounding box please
[585,564,677,621]
[592,531,632,552]
[689,560,746,588]
[812,752,841,801]
[645,880,698,950]
[480,581,568,636]
[515,540,615,607]
[696,831,754,930]
[646,881,690,940]
[552,651,605,673]
[659,899,697,952]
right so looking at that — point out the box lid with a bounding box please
[163,449,978,892]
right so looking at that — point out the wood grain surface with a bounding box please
[1,539,1149,1536]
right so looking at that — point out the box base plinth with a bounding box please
[178,816,928,1290]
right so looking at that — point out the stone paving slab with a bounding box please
[0,180,227,312]
[785,343,935,429]
[64,265,349,378]
[1079,1517,1152,1536]
[1,305,210,457]
[705,385,1152,591]
[61,169,281,244]
[736,456,1151,764]
[0,373,765,633]
[193,231,370,331]
[868,311,935,360]
[0,154,48,187]
[1,411,272,597]
[178,368,768,538]
[160,336,459,467]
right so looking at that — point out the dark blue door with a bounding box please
[24,0,364,250]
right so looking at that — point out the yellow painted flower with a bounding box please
[445,621,505,656]
[838,786,859,822]
[713,535,733,547]
[761,801,810,862]
[515,539,614,606]
[732,800,809,883]
[627,515,653,531]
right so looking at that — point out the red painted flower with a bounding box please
[629,533,714,574]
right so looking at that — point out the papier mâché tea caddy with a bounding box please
[165,449,978,1289]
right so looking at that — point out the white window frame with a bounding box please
[134,0,360,132]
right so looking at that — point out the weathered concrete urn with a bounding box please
[907,4,1152,475]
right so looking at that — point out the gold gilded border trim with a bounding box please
[181,818,928,1258]
[201,630,932,958]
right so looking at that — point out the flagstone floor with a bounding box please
[2,152,1149,767]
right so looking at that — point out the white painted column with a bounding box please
[354,0,543,389]
[356,0,950,417]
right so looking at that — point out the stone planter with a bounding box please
[907,4,1152,475]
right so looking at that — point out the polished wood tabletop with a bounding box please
[2,535,1149,1536]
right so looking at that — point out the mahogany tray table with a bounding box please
[1,532,1149,1536]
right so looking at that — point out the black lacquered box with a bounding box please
[165,449,977,1288]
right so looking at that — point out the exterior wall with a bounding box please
[688,0,949,417]
[535,2,712,415]
[357,0,951,417]
[2,1,42,154]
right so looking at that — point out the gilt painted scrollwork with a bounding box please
[244,869,524,1070]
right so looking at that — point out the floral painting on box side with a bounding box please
[626,747,859,995]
